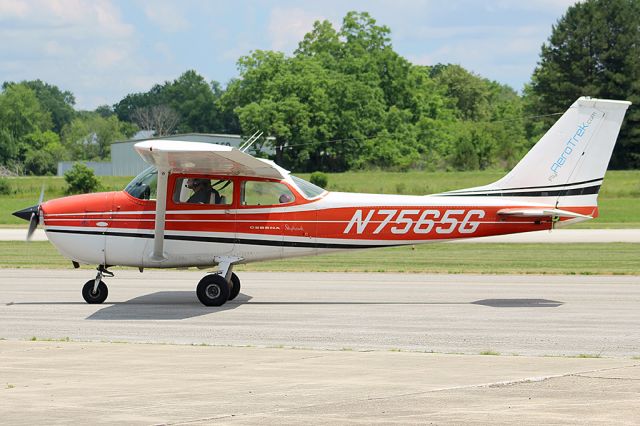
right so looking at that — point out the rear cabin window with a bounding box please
[172,177,233,205]
[242,181,295,206]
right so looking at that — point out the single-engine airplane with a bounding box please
[13,97,631,306]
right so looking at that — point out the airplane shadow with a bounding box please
[471,298,563,308]
[86,292,252,321]
[232,298,564,308]
[8,297,563,321]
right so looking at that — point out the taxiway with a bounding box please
[1,269,639,424]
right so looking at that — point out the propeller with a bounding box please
[12,186,45,241]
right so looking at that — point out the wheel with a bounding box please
[228,273,241,301]
[196,274,230,306]
[82,280,108,304]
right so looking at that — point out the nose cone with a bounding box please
[13,205,38,222]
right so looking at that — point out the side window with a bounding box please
[172,177,233,205]
[242,181,296,206]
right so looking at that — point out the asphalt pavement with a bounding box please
[1,269,639,424]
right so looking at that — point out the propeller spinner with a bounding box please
[12,186,44,241]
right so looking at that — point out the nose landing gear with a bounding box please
[82,265,112,304]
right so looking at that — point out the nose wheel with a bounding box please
[82,266,112,304]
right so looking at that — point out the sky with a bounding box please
[0,0,579,110]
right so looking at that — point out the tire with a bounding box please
[196,274,230,306]
[228,273,241,301]
[82,280,108,304]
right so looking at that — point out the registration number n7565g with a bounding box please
[343,209,486,235]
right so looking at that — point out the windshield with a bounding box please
[124,166,157,200]
[291,175,326,198]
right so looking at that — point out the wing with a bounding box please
[134,139,287,180]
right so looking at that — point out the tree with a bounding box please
[0,84,52,140]
[131,105,179,136]
[3,80,76,133]
[64,162,100,194]
[0,129,19,165]
[94,105,115,118]
[528,0,640,168]
[222,10,527,172]
[62,114,137,160]
[113,70,226,134]
[22,130,65,175]
[0,84,53,168]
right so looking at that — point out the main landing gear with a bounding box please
[80,263,241,307]
[196,257,241,307]
[196,271,241,307]
[82,265,112,304]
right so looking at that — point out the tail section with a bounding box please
[446,97,631,210]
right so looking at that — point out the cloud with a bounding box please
[490,0,580,13]
[142,0,190,32]
[0,0,29,18]
[0,0,140,109]
[406,24,550,90]
[267,7,322,52]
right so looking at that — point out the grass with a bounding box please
[2,170,638,227]
[479,350,501,356]
[1,175,130,226]
[27,336,72,342]
[1,240,638,275]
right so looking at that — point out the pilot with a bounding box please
[186,178,220,204]
[279,193,292,204]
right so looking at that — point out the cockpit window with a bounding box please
[242,181,295,206]
[291,175,326,198]
[172,177,233,205]
[124,166,157,200]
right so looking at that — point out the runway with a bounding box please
[1,269,639,356]
[2,269,640,424]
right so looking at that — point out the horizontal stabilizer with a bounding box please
[497,208,592,219]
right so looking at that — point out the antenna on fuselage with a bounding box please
[239,130,263,152]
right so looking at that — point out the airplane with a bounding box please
[12,97,631,307]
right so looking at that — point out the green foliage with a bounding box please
[24,149,56,176]
[63,163,100,194]
[0,84,52,139]
[528,0,640,168]
[2,7,638,173]
[22,130,65,175]
[61,114,137,161]
[0,178,10,195]
[113,70,228,134]
[222,11,529,172]
[0,128,19,165]
[310,171,328,188]
[3,80,75,133]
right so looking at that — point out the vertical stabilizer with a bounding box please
[444,97,631,208]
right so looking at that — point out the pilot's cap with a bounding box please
[186,178,209,188]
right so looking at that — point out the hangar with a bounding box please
[57,132,274,176]
[111,133,246,176]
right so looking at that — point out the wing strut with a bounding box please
[151,167,169,262]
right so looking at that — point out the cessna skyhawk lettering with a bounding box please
[13,98,631,306]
